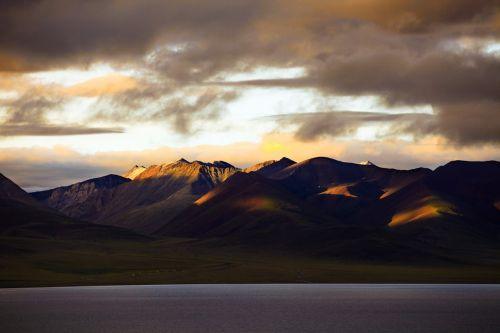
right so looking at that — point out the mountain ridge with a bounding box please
[23,156,500,256]
[0,173,143,240]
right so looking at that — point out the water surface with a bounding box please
[1,284,499,332]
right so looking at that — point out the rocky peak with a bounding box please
[123,165,147,180]
[244,157,296,177]
[135,158,238,182]
[244,160,277,173]
[212,161,235,169]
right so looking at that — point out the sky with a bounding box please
[0,0,499,190]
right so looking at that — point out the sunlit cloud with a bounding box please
[63,74,138,97]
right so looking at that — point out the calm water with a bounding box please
[1,284,499,332]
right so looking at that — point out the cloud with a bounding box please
[0,91,125,137]
[0,0,266,72]
[215,43,500,145]
[270,0,499,34]
[0,0,499,146]
[310,52,500,106]
[1,1,497,72]
[0,124,124,137]
[93,86,239,134]
[0,72,238,137]
[63,74,138,97]
[156,89,240,134]
[434,102,500,145]
[273,111,436,141]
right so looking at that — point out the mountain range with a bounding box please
[0,173,142,240]
[2,156,500,261]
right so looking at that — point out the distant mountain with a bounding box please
[156,157,500,260]
[123,165,147,179]
[96,159,239,233]
[32,159,240,234]
[1,173,142,240]
[270,157,431,216]
[244,157,296,177]
[32,174,130,221]
[243,160,276,173]
[353,160,500,228]
[27,156,500,260]
[426,160,500,223]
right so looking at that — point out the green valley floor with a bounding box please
[2,236,500,287]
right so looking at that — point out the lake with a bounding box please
[1,284,499,332]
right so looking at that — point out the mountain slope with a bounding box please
[30,159,239,234]
[0,173,143,240]
[32,174,130,221]
[25,156,500,258]
[0,173,40,206]
[269,157,431,218]
[424,160,500,224]
[162,158,500,262]
[98,159,239,233]
[163,156,430,237]
[343,160,500,255]
[156,171,327,243]
[244,157,296,177]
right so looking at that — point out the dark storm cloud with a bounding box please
[311,52,500,105]
[0,0,265,71]
[1,0,497,72]
[273,111,435,141]
[435,102,500,145]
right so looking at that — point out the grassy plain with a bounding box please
[2,236,500,288]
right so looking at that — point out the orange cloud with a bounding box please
[64,74,138,97]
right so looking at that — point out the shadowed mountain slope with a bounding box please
[1,173,40,206]
[32,175,130,221]
[272,157,430,194]
[156,171,327,243]
[268,157,431,218]
[424,160,500,224]
[244,157,296,177]
[155,158,431,243]
[353,160,500,227]
[156,158,500,262]
[1,173,143,240]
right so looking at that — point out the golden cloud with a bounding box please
[64,74,138,97]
